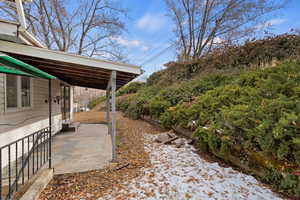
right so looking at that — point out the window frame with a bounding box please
[4,74,33,112]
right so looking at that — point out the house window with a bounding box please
[6,75,32,110]
[21,76,31,107]
[6,74,18,108]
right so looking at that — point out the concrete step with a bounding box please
[61,122,80,132]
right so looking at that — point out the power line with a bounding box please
[138,0,244,66]
[127,34,174,64]
[140,43,176,66]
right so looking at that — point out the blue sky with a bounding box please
[116,0,300,79]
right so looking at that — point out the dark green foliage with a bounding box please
[116,82,146,96]
[119,74,234,121]
[118,86,159,119]
[88,96,106,109]
[118,62,300,197]
[88,82,145,109]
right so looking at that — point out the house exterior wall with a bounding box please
[0,76,77,168]
[0,76,65,146]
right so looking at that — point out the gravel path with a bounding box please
[99,134,283,200]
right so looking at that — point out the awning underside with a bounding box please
[8,54,138,90]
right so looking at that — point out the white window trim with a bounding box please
[4,74,33,113]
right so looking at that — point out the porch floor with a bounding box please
[52,124,112,175]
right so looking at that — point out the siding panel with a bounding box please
[0,77,63,134]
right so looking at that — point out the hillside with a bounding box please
[116,34,300,198]
[148,34,300,87]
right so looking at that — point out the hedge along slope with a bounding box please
[88,82,146,109]
[118,62,300,197]
[148,34,300,87]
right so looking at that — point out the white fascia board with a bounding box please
[0,40,141,75]
[0,20,18,36]
[19,28,46,48]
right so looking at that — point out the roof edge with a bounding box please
[0,40,141,75]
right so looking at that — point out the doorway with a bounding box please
[61,85,70,121]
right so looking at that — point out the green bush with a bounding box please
[116,82,146,96]
[118,62,300,197]
[119,86,160,119]
[88,96,106,109]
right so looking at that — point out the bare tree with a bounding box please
[165,0,289,61]
[0,0,127,61]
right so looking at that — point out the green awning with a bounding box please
[0,53,56,79]
[0,65,34,76]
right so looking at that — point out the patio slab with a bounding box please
[52,124,112,175]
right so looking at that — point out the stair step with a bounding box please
[62,122,80,132]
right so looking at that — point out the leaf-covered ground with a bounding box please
[39,104,162,200]
[39,103,286,200]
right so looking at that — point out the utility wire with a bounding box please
[140,43,176,66]
[138,0,243,66]
[140,0,239,65]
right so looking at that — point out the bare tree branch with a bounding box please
[0,0,127,61]
[165,0,290,61]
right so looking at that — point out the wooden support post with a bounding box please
[111,71,117,162]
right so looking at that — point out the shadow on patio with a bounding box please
[52,124,112,175]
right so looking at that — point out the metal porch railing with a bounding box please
[0,127,51,200]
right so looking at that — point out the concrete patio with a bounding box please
[52,124,112,175]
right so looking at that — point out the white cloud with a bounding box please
[212,37,223,44]
[256,18,286,30]
[136,13,167,32]
[111,36,150,52]
[111,36,141,47]
[142,46,150,51]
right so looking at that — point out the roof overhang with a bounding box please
[0,40,141,89]
[0,52,56,79]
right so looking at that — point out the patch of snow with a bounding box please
[98,135,283,200]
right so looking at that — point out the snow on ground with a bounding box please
[98,134,283,200]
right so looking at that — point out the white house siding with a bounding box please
[0,20,18,36]
[0,77,66,168]
[0,77,64,144]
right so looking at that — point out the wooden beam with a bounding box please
[41,69,109,82]
[37,65,111,79]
